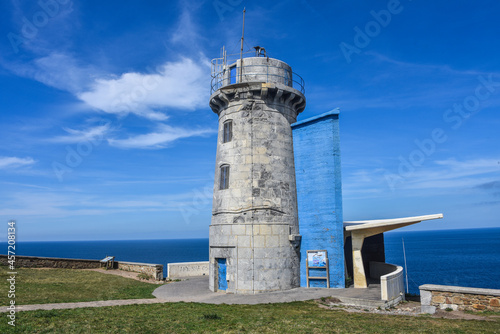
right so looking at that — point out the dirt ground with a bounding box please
[317,297,499,321]
[84,268,165,284]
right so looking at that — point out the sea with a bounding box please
[2,227,499,295]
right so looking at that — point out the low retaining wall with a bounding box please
[117,261,163,281]
[0,255,163,281]
[168,261,209,278]
[369,261,405,302]
[0,255,101,269]
[420,284,500,314]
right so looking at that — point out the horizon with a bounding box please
[1,1,499,242]
[3,226,500,243]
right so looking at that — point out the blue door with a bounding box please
[217,258,227,291]
[230,66,236,84]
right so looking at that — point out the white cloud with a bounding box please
[5,53,210,121]
[77,57,210,120]
[399,158,500,191]
[171,7,199,45]
[343,158,500,198]
[0,156,36,169]
[49,123,112,144]
[0,190,208,217]
[8,52,98,93]
[431,158,500,179]
[108,124,215,149]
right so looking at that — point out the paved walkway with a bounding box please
[153,276,385,306]
[0,298,167,313]
[1,276,387,312]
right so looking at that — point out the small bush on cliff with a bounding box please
[138,273,153,280]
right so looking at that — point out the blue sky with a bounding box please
[0,0,499,241]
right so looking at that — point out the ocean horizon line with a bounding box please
[4,226,499,243]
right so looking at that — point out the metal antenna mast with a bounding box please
[239,8,246,82]
[403,237,409,294]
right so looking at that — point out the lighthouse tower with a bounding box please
[208,48,306,294]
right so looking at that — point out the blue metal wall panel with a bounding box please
[309,279,328,288]
[292,109,345,288]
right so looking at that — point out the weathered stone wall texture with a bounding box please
[208,56,306,294]
[420,284,500,313]
[0,255,100,269]
[117,262,163,281]
[0,255,163,280]
[430,291,499,311]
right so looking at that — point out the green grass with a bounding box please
[2,301,498,333]
[1,266,498,333]
[0,265,158,305]
[464,309,500,317]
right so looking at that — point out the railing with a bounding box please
[370,261,405,301]
[210,64,305,95]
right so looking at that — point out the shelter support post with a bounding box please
[351,233,367,288]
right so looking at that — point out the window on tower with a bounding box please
[219,165,230,190]
[222,120,233,143]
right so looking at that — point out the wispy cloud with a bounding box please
[6,1,76,55]
[108,124,215,149]
[365,52,499,77]
[171,4,203,47]
[473,200,500,207]
[0,190,211,217]
[48,123,112,144]
[0,156,36,169]
[4,52,210,121]
[411,159,500,189]
[6,52,98,93]
[4,1,210,122]
[0,181,51,190]
[312,53,500,113]
[343,158,500,198]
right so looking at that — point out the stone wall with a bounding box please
[117,261,163,281]
[168,261,209,278]
[0,255,163,281]
[420,284,500,313]
[0,255,100,269]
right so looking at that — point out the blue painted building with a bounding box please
[292,109,345,288]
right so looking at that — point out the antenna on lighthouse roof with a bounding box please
[239,8,246,82]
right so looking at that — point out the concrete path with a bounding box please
[153,276,385,306]
[0,298,166,313]
[1,276,386,312]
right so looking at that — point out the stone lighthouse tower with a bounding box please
[208,48,306,294]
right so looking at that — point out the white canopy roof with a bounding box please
[344,214,443,235]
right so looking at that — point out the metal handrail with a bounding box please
[210,64,305,95]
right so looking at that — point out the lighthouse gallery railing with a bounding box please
[211,64,305,95]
